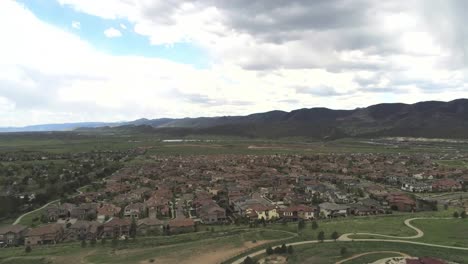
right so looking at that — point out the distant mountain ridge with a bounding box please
[2,99,468,139]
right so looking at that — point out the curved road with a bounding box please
[230,217,467,264]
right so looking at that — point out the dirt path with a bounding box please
[335,251,411,264]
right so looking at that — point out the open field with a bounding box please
[0,229,291,264]
[285,241,468,264]
[2,132,468,155]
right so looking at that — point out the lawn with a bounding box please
[412,218,468,247]
[0,229,292,264]
[16,201,60,227]
[284,241,468,264]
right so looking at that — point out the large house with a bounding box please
[168,218,195,234]
[71,203,98,220]
[124,203,146,219]
[0,225,28,247]
[97,203,121,223]
[386,193,416,212]
[25,224,64,245]
[401,181,432,193]
[137,218,164,236]
[281,204,315,221]
[197,203,226,224]
[319,202,349,218]
[64,221,101,242]
[101,218,131,239]
[432,179,462,192]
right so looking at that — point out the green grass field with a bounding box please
[285,241,468,264]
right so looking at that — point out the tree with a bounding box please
[453,211,459,218]
[130,217,137,238]
[266,246,273,255]
[25,245,32,253]
[297,219,305,230]
[243,256,254,264]
[311,220,318,230]
[331,231,339,241]
[274,247,282,254]
[318,231,325,242]
[340,247,347,256]
[461,211,467,219]
[287,245,294,255]
[281,244,287,254]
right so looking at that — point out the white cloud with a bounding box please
[0,1,467,127]
[104,27,122,38]
[71,21,80,30]
[120,23,127,30]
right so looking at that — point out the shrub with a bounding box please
[453,211,459,218]
[287,245,294,255]
[266,246,273,255]
[311,221,318,230]
[25,245,32,253]
[340,247,347,256]
[243,256,254,264]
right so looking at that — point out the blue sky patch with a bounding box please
[18,0,210,68]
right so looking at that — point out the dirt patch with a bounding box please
[140,240,272,264]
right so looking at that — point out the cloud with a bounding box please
[71,21,80,30]
[1,1,468,127]
[104,27,122,38]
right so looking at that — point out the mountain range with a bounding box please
[2,99,468,139]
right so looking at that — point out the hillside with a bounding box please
[3,99,468,139]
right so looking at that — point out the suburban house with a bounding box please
[432,179,462,192]
[401,181,432,193]
[386,193,416,212]
[197,203,226,224]
[124,203,146,219]
[137,218,164,236]
[0,225,28,247]
[64,221,101,242]
[97,203,121,223]
[58,203,76,218]
[100,218,131,239]
[246,204,279,221]
[168,218,195,234]
[25,224,64,245]
[319,202,349,218]
[281,204,315,221]
[70,203,98,220]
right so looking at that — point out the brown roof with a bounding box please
[0,225,27,234]
[137,218,164,226]
[103,217,131,227]
[169,218,194,228]
[26,224,63,236]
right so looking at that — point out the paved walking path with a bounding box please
[335,251,410,264]
[13,199,59,225]
[230,217,467,264]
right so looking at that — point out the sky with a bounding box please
[1,0,468,127]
